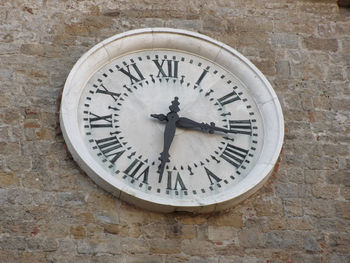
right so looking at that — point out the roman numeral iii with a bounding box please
[229,120,252,135]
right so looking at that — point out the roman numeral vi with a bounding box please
[166,171,187,190]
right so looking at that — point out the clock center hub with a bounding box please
[116,77,223,167]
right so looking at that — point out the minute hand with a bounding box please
[176,117,237,134]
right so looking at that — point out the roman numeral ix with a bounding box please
[89,112,112,128]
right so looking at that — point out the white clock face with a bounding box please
[60,28,284,212]
[78,50,263,198]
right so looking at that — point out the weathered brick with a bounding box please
[77,237,121,255]
[92,254,124,263]
[122,238,149,254]
[303,234,321,252]
[286,217,313,231]
[271,33,300,49]
[303,37,339,52]
[70,225,86,239]
[293,253,322,263]
[312,184,339,199]
[26,237,58,252]
[254,198,283,217]
[181,240,215,257]
[208,211,243,228]
[335,201,350,220]
[0,0,349,261]
[303,199,336,217]
[21,252,46,263]
[283,199,303,217]
[328,233,350,253]
[265,231,303,249]
[149,238,181,254]
[340,186,350,200]
[0,172,19,187]
[124,254,163,263]
[208,226,237,241]
[238,227,264,248]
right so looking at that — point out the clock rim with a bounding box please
[60,28,284,213]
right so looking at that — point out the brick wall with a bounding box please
[0,0,349,262]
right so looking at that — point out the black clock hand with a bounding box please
[158,112,178,182]
[150,113,167,122]
[152,97,180,183]
[176,117,237,134]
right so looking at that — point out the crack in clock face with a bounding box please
[79,50,263,197]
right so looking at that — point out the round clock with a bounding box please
[60,28,284,213]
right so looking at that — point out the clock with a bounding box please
[60,28,284,213]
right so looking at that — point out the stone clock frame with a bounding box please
[60,28,284,213]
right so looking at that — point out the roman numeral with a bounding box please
[153,59,179,78]
[118,63,145,84]
[220,144,248,168]
[166,171,187,190]
[89,113,112,128]
[123,159,149,184]
[204,167,222,185]
[195,68,208,87]
[95,136,125,164]
[96,84,120,101]
[229,120,252,135]
[218,88,240,106]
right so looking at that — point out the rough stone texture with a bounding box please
[0,0,349,262]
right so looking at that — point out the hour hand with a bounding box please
[176,117,235,134]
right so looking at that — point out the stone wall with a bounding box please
[1,0,349,262]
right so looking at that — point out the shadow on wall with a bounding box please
[338,0,350,7]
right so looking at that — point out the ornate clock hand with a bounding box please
[150,113,167,122]
[176,117,237,134]
[155,97,180,183]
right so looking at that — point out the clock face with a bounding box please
[60,29,284,213]
[79,49,263,198]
